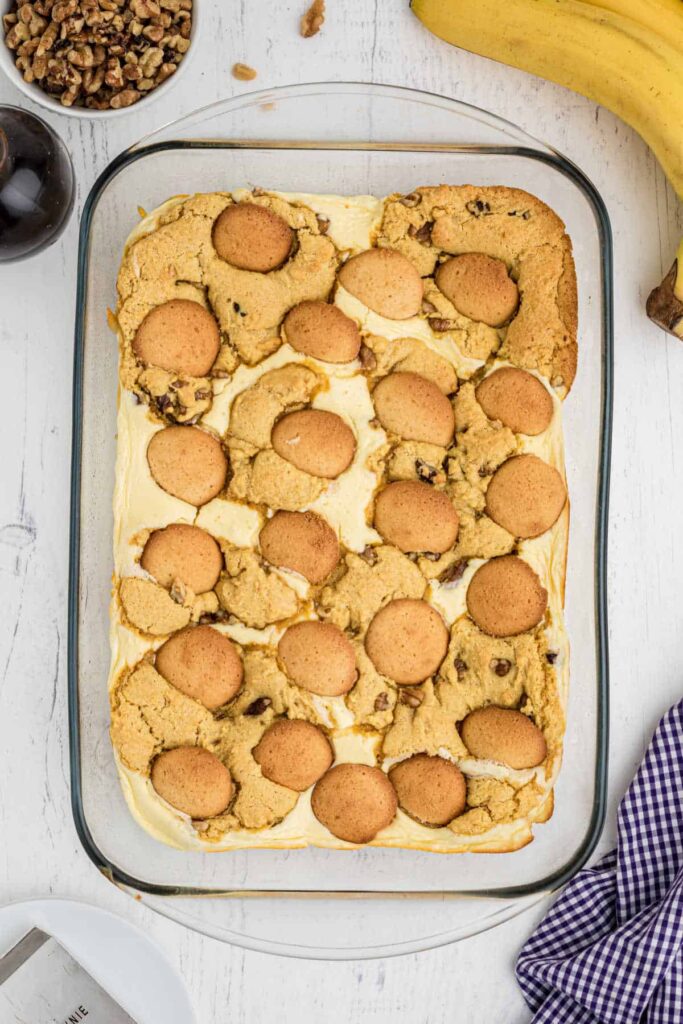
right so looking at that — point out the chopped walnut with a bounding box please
[399,689,423,708]
[169,578,188,606]
[232,61,257,80]
[439,559,468,585]
[465,199,491,217]
[454,658,468,680]
[408,221,433,245]
[244,696,272,716]
[300,0,324,37]
[360,545,379,566]
[358,343,377,371]
[428,317,458,333]
[415,458,438,484]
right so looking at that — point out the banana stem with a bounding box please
[647,238,683,339]
[676,237,683,302]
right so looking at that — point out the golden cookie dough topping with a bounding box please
[435,253,519,327]
[215,548,300,629]
[373,480,459,554]
[111,184,575,854]
[378,184,578,390]
[228,363,323,449]
[119,576,191,636]
[141,523,223,594]
[151,746,233,819]
[212,202,294,272]
[361,333,458,395]
[253,719,334,791]
[259,510,340,584]
[224,362,334,511]
[373,372,455,447]
[283,301,361,363]
[338,248,423,320]
[155,625,243,710]
[475,367,554,435]
[365,598,449,685]
[311,763,398,843]
[485,454,567,538]
[271,409,356,479]
[147,425,228,506]
[319,545,426,633]
[389,754,467,827]
[466,555,548,637]
[133,299,221,377]
[278,621,358,696]
[117,191,338,374]
[460,706,547,769]
[110,662,217,775]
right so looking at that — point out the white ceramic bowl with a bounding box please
[0,0,201,118]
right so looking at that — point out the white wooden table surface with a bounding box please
[1,1,682,1020]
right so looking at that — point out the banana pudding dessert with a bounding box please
[109,184,576,853]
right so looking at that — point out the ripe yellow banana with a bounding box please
[411,0,683,196]
[411,0,683,337]
[584,0,683,52]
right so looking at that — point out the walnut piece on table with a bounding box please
[232,61,257,80]
[300,0,324,37]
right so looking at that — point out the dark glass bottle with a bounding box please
[0,105,74,263]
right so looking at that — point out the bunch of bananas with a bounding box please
[411,0,683,338]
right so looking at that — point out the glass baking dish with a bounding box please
[69,83,612,958]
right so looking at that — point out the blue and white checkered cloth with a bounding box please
[516,699,683,1024]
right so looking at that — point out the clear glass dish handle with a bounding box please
[129,81,561,156]
[139,888,551,962]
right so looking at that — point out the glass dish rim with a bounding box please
[68,81,612,905]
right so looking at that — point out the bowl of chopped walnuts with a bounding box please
[0,0,198,116]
